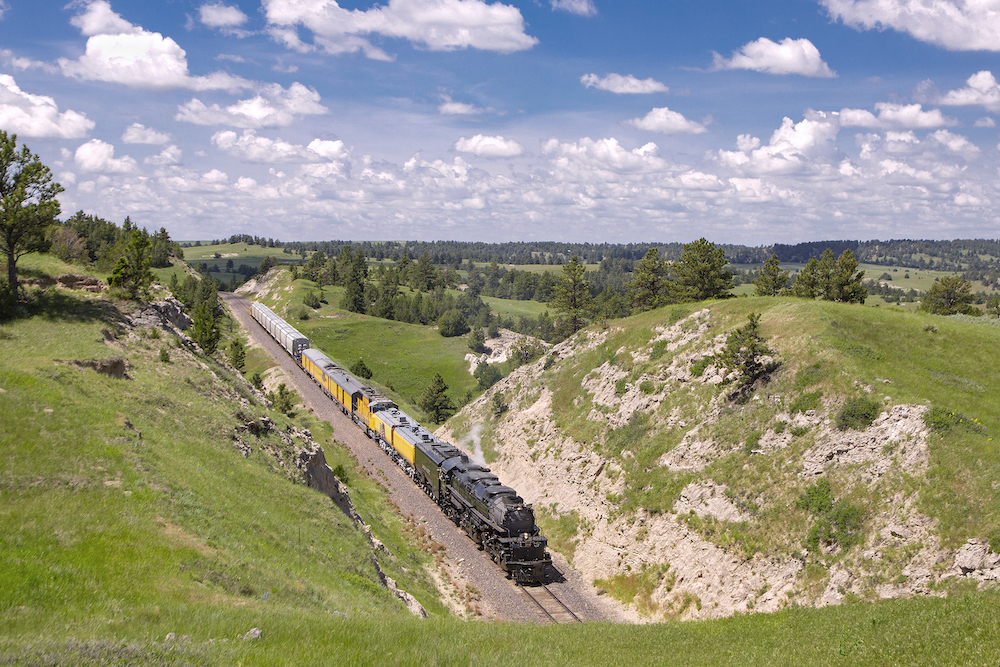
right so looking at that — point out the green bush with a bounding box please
[744,430,762,455]
[639,380,655,395]
[790,390,822,414]
[615,378,628,395]
[159,347,170,363]
[836,396,881,431]
[797,478,833,515]
[350,358,373,379]
[303,291,321,308]
[690,357,712,377]
[924,406,987,435]
[438,309,469,337]
[474,363,501,390]
[798,479,865,554]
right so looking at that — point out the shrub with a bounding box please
[790,390,822,414]
[797,478,833,515]
[351,358,373,380]
[491,392,508,418]
[774,420,787,434]
[268,383,294,415]
[159,347,170,363]
[474,363,502,390]
[303,290,321,308]
[690,357,712,377]
[649,339,668,361]
[639,380,655,395]
[836,396,881,431]
[438,309,469,337]
[924,407,987,435]
[744,430,762,455]
[250,371,263,391]
[332,464,349,485]
[615,378,628,395]
[798,478,865,554]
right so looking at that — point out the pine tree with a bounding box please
[227,339,245,370]
[109,228,154,300]
[753,254,790,296]
[190,301,221,354]
[551,256,594,336]
[673,238,733,301]
[341,248,368,313]
[627,248,677,311]
[419,372,456,424]
[829,249,867,303]
[792,257,822,298]
[921,275,977,315]
[717,312,773,390]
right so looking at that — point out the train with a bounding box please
[250,300,552,585]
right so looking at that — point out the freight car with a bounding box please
[282,321,550,584]
[251,302,309,360]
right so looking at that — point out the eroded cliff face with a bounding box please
[439,308,992,621]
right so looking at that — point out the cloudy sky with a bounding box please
[4,0,1000,243]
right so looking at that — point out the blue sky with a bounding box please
[4,0,1000,244]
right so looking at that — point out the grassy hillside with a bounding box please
[4,255,1000,664]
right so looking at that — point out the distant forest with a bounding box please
[197,235,1000,290]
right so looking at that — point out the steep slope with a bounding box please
[0,262,444,661]
[440,298,1000,620]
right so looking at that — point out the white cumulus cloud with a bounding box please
[144,145,182,165]
[262,0,538,59]
[938,70,1000,112]
[199,2,249,28]
[438,95,488,115]
[713,37,836,77]
[626,107,707,135]
[821,0,1000,51]
[454,134,524,157]
[122,122,170,144]
[176,82,328,128]
[0,74,95,138]
[551,0,597,17]
[75,139,137,173]
[839,102,956,129]
[212,129,351,165]
[59,0,251,91]
[580,73,668,94]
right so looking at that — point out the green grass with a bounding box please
[480,295,551,319]
[7,255,1000,665]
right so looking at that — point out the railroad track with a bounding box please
[519,584,582,624]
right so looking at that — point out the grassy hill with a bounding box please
[443,295,1000,619]
[3,255,1000,664]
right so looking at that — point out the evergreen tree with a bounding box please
[350,357,373,379]
[340,248,368,313]
[0,131,63,294]
[829,249,867,303]
[792,257,823,298]
[753,254,790,296]
[627,248,676,311]
[551,255,594,336]
[673,238,733,301]
[109,228,154,299]
[921,275,977,315]
[190,301,221,354]
[717,312,774,390]
[419,372,456,424]
[227,339,245,370]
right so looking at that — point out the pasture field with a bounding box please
[180,242,295,286]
